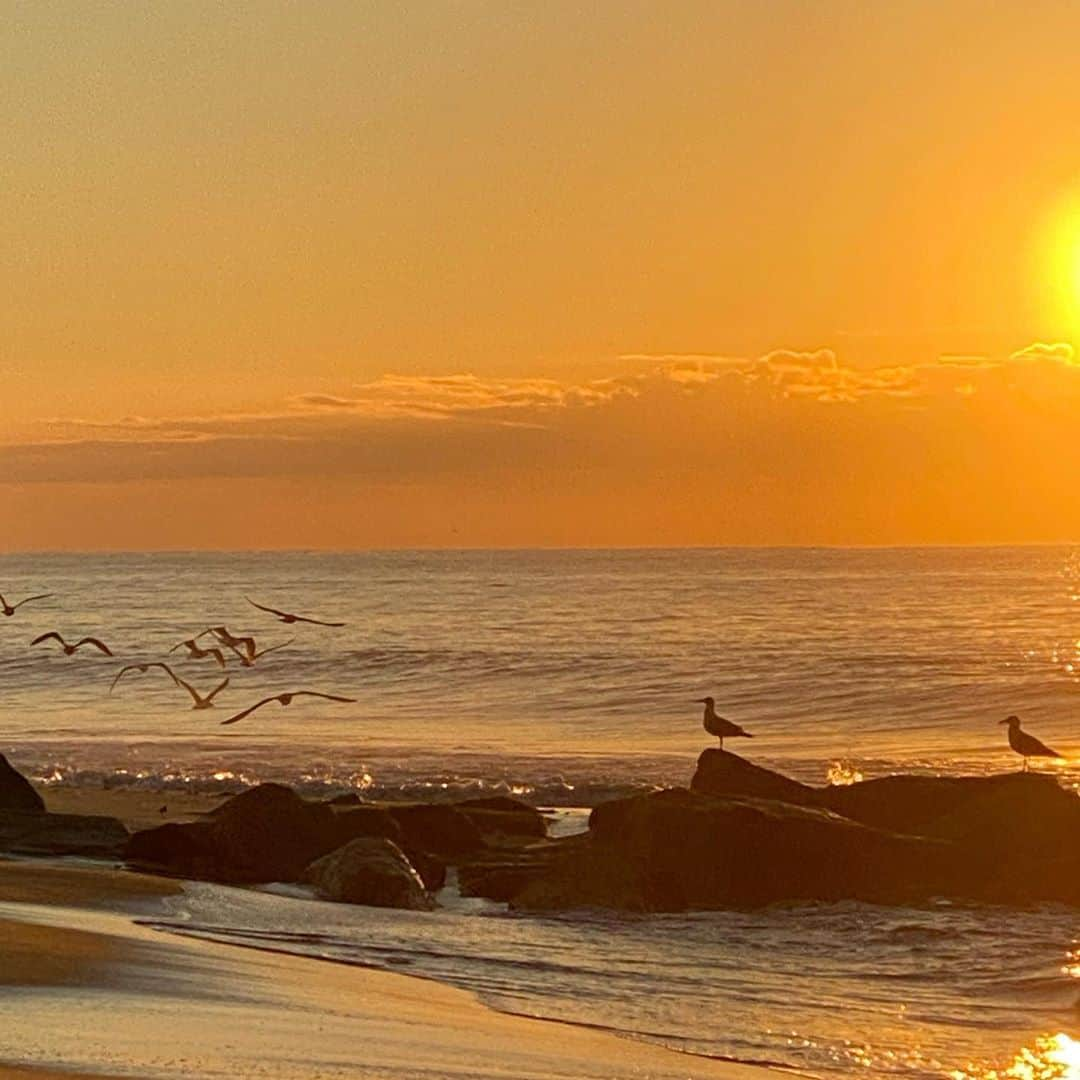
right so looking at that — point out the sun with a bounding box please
[1044,195,1080,332]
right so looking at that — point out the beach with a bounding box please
[0,853,775,1080]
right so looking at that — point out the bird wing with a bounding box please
[75,637,113,656]
[246,597,289,619]
[109,665,141,692]
[292,615,346,627]
[205,677,230,703]
[167,641,188,654]
[219,696,278,726]
[222,640,251,665]
[292,691,357,704]
[13,593,52,610]
[1021,732,1060,758]
[31,632,64,647]
[207,647,227,669]
[172,673,201,705]
[254,638,294,659]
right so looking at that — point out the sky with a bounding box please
[3,1,1080,549]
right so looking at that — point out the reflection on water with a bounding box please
[953,1032,1080,1079]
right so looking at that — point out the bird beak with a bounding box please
[694,699,707,704]
[997,719,1008,725]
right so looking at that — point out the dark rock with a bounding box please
[302,838,434,910]
[124,821,220,879]
[0,755,45,814]
[514,787,955,912]
[457,797,547,840]
[388,804,484,860]
[328,806,402,846]
[402,846,447,892]
[457,837,582,902]
[0,810,128,858]
[690,749,821,807]
[326,792,362,806]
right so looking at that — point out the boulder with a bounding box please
[326,792,362,806]
[691,749,819,807]
[302,838,433,910]
[388,804,484,860]
[456,796,548,840]
[0,755,45,813]
[124,821,220,879]
[457,837,583,902]
[0,810,128,858]
[514,787,955,912]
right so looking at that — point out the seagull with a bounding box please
[1000,715,1060,771]
[169,638,228,668]
[1,592,53,617]
[220,690,356,726]
[174,673,230,711]
[696,697,753,750]
[31,632,113,657]
[222,637,294,668]
[246,597,345,627]
[110,662,180,693]
[199,626,257,660]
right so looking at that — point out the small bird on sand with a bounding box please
[32,632,112,657]
[110,662,180,693]
[199,626,257,660]
[169,638,228,668]
[220,690,356,726]
[1,592,52,617]
[246,597,345,627]
[222,637,294,668]
[1000,715,1060,771]
[697,697,753,750]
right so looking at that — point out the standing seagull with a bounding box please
[246,597,345,627]
[1,592,52,617]
[221,690,356,726]
[1000,715,1060,771]
[696,697,753,750]
[31,632,113,657]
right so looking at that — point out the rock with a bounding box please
[0,810,128,858]
[456,796,548,840]
[0,755,45,813]
[690,749,820,806]
[328,805,402,847]
[302,838,434,910]
[514,787,955,912]
[457,837,582,902]
[326,792,362,806]
[388,804,484,860]
[124,821,220,879]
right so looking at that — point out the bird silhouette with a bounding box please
[220,690,355,726]
[246,597,345,627]
[1,592,53,617]
[31,632,112,657]
[110,662,180,693]
[1000,715,1060,771]
[199,626,257,660]
[697,697,753,750]
[222,637,294,668]
[169,638,228,668]
[174,673,230,710]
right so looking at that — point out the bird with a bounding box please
[246,597,345,627]
[174,673,230,711]
[110,662,180,693]
[697,697,753,750]
[0,592,53,617]
[199,626,257,660]
[169,638,228,668]
[222,637,294,668]
[220,690,356,726]
[31,632,113,657]
[1000,715,1060,771]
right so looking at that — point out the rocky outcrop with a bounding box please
[691,749,820,806]
[0,809,129,858]
[387,803,485,860]
[455,796,548,839]
[513,788,954,912]
[303,838,433,910]
[0,755,45,813]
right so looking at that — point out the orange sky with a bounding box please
[3,2,1079,549]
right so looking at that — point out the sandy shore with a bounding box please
[0,859,778,1080]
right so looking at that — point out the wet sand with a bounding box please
[0,859,777,1080]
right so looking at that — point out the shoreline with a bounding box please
[0,859,779,1080]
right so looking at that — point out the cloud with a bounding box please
[1009,341,1075,363]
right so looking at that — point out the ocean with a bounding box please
[2,546,1078,1076]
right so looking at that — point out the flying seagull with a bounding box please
[222,637,294,668]
[31,632,113,657]
[110,662,180,693]
[1000,715,1060,771]
[174,673,230,711]
[697,697,753,750]
[1,592,53,617]
[199,626,257,660]
[169,638,228,668]
[220,690,356,726]
[246,597,345,627]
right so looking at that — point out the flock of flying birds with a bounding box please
[0,591,355,727]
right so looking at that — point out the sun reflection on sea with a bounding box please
[953,1033,1080,1080]
[826,760,864,786]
